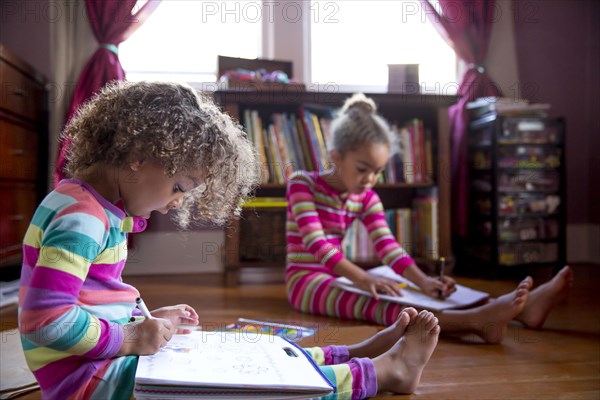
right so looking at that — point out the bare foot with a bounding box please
[373,310,440,394]
[515,266,573,329]
[443,277,531,344]
[348,307,419,359]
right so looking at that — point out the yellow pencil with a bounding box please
[396,282,427,295]
[438,257,446,299]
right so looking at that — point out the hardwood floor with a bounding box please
[2,264,599,399]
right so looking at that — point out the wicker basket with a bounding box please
[239,208,287,263]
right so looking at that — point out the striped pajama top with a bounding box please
[286,171,414,275]
[18,179,148,399]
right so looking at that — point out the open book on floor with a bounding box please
[333,266,489,312]
[134,331,334,399]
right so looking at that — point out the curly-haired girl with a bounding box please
[18,81,258,399]
[18,82,442,400]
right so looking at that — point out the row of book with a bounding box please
[342,195,439,261]
[386,121,434,184]
[243,108,433,184]
[243,108,332,184]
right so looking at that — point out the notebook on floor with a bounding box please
[134,331,334,399]
[333,265,490,312]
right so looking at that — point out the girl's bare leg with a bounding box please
[373,310,440,394]
[436,277,532,344]
[515,266,573,329]
[348,307,419,359]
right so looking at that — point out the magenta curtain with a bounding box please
[421,0,502,238]
[54,0,161,186]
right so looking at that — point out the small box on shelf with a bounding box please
[217,55,305,92]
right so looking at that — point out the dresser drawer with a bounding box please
[0,119,39,180]
[0,59,43,120]
[0,45,47,269]
[0,183,37,265]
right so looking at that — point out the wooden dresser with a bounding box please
[0,44,48,269]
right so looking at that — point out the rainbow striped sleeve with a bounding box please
[287,173,344,270]
[18,180,143,399]
[360,190,415,275]
[19,185,124,364]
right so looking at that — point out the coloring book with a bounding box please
[333,265,490,312]
[134,331,333,399]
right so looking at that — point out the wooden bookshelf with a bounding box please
[213,90,456,286]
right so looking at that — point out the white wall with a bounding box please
[123,207,227,274]
[124,231,224,276]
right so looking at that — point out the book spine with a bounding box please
[268,124,284,183]
[404,127,414,184]
[424,128,433,183]
[294,114,314,171]
[311,114,329,170]
[300,108,321,171]
[282,112,301,174]
[416,119,425,183]
[272,114,292,180]
[251,110,270,183]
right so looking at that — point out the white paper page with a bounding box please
[135,332,332,393]
[334,266,489,312]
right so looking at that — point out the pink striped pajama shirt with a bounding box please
[285,170,416,326]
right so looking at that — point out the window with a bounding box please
[120,1,262,86]
[310,1,457,94]
[120,1,457,94]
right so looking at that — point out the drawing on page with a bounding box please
[232,364,270,375]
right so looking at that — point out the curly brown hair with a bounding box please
[63,81,258,228]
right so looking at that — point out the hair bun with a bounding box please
[341,93,377,115]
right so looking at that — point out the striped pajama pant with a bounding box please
[304,346,377,400]
[287,268,410,399]
[286,268,406,328]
